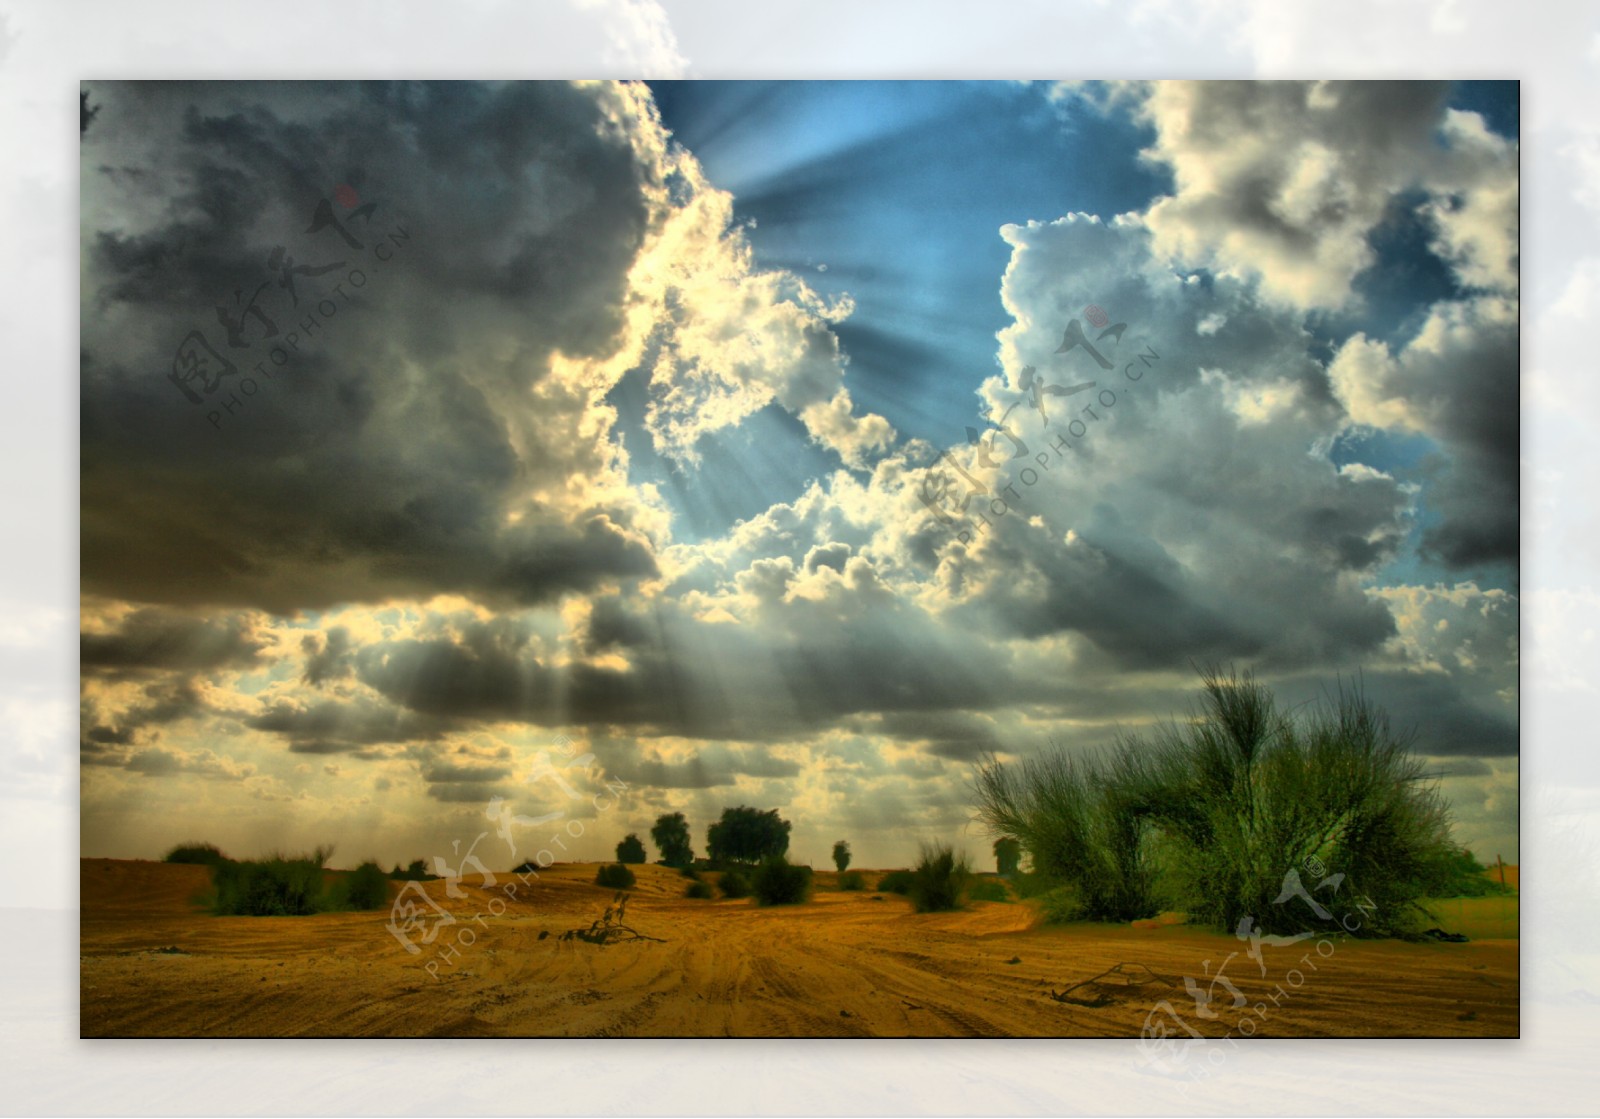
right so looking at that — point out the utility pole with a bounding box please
[1496,853,1505,887]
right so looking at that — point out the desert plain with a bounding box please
[79,858,1517,1039]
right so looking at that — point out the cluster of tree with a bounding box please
[612,806,801,870]
[973,670,1468,937]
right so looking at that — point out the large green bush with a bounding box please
[212,847,332,916]
[974,670,1459,937]
[752,857,811,906]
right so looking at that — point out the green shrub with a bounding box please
[616,834,647,864]
[717,868,751,899]
[595,863,636,889]
[876,869,914,895]
[752,857,811,906]
[973,669,1461,936]
[212,846,332,916]
[837,870,866,891]
[908,843,971,913]
[391,858,435,881]
[1035,886,1085,925]
[967,877,1011,903]
[331,861,391,910]
[685,880,714,899]
[164,841,229,868]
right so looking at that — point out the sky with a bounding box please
[78,79,1519,872]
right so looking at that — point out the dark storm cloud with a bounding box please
[301,626,353,686]
[246,694,451,753]
[80,676,210,764]
[426,782,512,803]
[421,761,511,784]
[80,81,663,612]
[1272,669,1518,759]
[81,608,269,673]
[1414,313,1519,571]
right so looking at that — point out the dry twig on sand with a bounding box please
[559,891,667,946]
[1048,962,1171,1007]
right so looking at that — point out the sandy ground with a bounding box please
[80,859,1517,1038]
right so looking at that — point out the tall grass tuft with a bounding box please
[907,842,971,913]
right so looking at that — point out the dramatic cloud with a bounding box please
[80,81,1518,869]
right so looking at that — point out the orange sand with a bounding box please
[80,859,1517,1038]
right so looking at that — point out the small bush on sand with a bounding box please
[752,857,811,906]
[876,869,914,895]
[212,846,332,916]
[164,841,229,868]
[908,843,971,913]
[837,870,866,891]
[717,868,751,899]
[685,880,714,899]
[595,863,636,889]
[391,858,435,881]
[967,877,1011,903]
[329,861,390,910]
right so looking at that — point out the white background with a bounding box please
[2,0,1592,1114]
